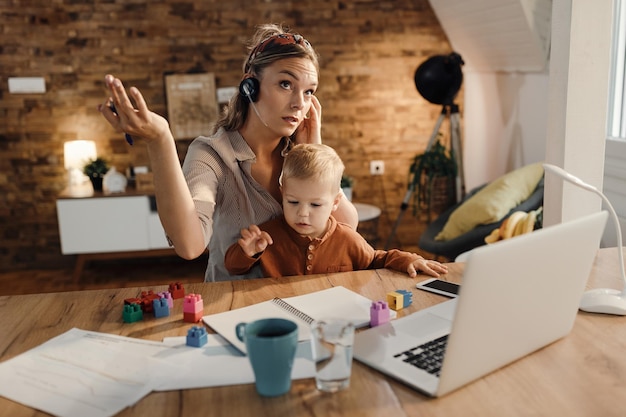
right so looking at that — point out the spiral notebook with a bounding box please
[202,286,395,354]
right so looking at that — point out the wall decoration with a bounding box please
[165,73,218,140]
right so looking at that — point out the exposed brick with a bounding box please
[0,0,455,270]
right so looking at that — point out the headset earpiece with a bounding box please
[239,77,260,102]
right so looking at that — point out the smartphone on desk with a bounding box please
[415,278,460,298]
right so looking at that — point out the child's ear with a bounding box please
[331,191,343,212]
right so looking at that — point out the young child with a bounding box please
[224,144,448,278]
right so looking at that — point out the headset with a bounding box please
[239,77,268,127]
[239,77,259,102]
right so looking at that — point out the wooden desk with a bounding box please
[1,248,625,417]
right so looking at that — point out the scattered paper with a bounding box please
[157,334,315,391]
[0,328,316,416]
[0,329,175,417]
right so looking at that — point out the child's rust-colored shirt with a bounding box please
[224,216,421,277]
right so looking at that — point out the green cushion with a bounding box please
[435,163,544,241]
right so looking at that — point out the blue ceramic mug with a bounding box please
[236,318,298,397]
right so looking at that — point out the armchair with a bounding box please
[418,166,544,261]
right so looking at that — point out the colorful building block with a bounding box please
[158,291,174,309]
[153,297,171,318]
[169,282,185,299]
[370,300,391,327]
[183,293,204,323]
[140,290,159,313]
[186,326,208,347]
[386,289,413,311]
[124,297,142,305]
[123,303,143,323]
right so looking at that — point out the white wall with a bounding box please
[434,0,619,247]
[543,0,613,226]
[463,71,549,190]
[428,0,552,189]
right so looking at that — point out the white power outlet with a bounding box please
[370,160,385,175]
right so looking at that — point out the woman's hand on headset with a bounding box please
[294,95,322,145]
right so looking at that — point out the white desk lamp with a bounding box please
[64,140,97,196]
[543,163,626,315]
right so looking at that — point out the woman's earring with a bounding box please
[280,137,292,157]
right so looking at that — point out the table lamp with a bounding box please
[64,140,97,191]
[543,163,626,315]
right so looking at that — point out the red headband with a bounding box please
[245,33,312,71]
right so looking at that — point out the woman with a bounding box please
[99,24,358,281]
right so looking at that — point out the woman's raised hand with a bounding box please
[99,74,173,144]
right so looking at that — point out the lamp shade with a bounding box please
[414,52,464,105]
[64,140,97,171]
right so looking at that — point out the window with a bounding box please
[608,0,626,140]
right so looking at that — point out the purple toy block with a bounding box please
[153,297,170,318]
[370,300,391,327]
[158,291,174,309]
[186,326,208,347]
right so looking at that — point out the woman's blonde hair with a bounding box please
[281,144,344,192]
[212,23,320,134]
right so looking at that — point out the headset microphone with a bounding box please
[240,79,268,128]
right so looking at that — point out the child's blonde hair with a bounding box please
[281,144,344,192]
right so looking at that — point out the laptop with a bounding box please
[353,210,608,397]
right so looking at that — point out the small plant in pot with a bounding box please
[341,175,354,201]
[409,137,457,221]
[83,157,109,191]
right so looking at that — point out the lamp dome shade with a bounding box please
[414,52,464,105]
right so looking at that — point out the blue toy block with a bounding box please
[123,303,143,323]
[386,289,413,311]
[186,326,208,347]
[370,300,391,327]
[397,289,413,308]
[153,297,170,318]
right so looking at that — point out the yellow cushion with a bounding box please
[435,162,544,241]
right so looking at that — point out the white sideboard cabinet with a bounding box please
[56,189,173,279]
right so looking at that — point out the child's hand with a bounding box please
[238,225,273,257]
[407,258,448,278]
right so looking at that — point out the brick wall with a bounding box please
[0,0,454,270]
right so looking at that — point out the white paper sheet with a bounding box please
[157,333,315,391]
[0,328,175,417]
[0,328,316,416]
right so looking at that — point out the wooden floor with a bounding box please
[0,254,208,296]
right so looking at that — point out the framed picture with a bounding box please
[165,73,218,140]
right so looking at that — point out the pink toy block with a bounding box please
[158,291,174,309]
[183,293,204,323]
[370,301,391,327]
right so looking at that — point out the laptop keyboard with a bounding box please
[393,335,449,377]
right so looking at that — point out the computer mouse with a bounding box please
[579,288,626,315]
